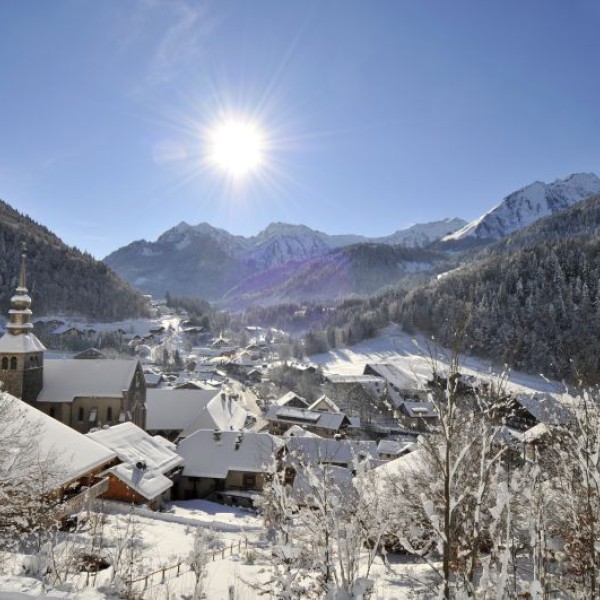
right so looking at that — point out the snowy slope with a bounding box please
[378,218,467,246]
[444,173,600,242]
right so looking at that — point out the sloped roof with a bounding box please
[145,389,220,431]
[285,437,378,467]
[308,395,340,412]
[364,363,419,390]
[37,359,139,404]
[179,394,248,438]
[265,405,349,431]
[513,392,573,426]
[86,422,183,474]
[178,430,281,479]
[275,391,309,408]
[73,348,107,360]
[377,439,418,456]
[0,393,116,489]
[401,401,437,419]
[0,332,46,353]
[108,463,173,500]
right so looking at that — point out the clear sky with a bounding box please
[1,0,599,258]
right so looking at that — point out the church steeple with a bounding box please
[7,243,34,335]
[0,243,45,403]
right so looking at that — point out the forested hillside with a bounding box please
[279,195,600,382]
[0,200,149,320]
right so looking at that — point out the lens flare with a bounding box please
[208,120,265,177]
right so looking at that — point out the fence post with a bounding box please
[162,567,166,583]
[230,543,233,555]
[177,562,180,575]
[222,547,225,559]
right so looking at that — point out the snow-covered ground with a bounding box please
[311,323,565,396]
[0,500,435,599]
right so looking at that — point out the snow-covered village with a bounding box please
[3,2,600,599]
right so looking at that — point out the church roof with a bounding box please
[37,359,139,404]
[0,332,46,353]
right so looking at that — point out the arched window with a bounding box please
[1,357,7,370]
[107,406,113,422]
[10,357,17,370]
[78,407,84,422]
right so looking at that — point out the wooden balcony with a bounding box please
[55,476,109,519]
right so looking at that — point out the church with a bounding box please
[0,245,146,433]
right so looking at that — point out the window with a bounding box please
[1,357,7,370]
[49,407,56,418]
[10,357,17,370]
[106,406,113,422]
[78,407,84,422]
[242,473,256,488]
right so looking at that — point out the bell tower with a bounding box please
[0,243,45,403]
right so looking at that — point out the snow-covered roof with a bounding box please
[292,464,353,499]
[325,374,383,385]
[86,422,183,474]
[513,392,573,426]
[274,391,309,408]
[308,395,340,412]
[179,394,249,438]
[377,439,418,456]
[282,425,321,439]
[401,401,437,419]
[285,437,378,467]
[145,389,221,431]
[178,430,281,479]
[364,363,419,390]
[0,393,116,489]
[265,405,350,431]
[373,447,426,480]
[37,359,139,404]
[0,332,46,353]
[108,463,173,500]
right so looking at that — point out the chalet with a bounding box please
[284,436,378,470]
[73,347,107,360]
[86,422,184,510]
[377,439,418,461]
[265,405,353,438]
[308,395,340,412]
[0,248,146,434]
[143,371,163,388]
[176,430,281,506]
[363,363,420,394]
[0,392,116,523]
[145,389,247,440]
[499,392,573,431]
[274,391,310,409]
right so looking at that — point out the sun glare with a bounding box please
[208,120,265,177]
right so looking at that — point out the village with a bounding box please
[0,247,583,600]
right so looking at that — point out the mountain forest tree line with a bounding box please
[0,200,149,321]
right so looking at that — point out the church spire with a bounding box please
[7,242,34,335]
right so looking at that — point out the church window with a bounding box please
[78,407,84,422]
[10,357,17,370]
[107,406,113,422]
[1,357,7,370]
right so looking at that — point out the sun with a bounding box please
[208,119,265,177]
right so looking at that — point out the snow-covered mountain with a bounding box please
[444,173,600,243]
[104,218,463,302]
[379,218,467,246]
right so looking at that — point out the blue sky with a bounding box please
[1,0,599,258]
